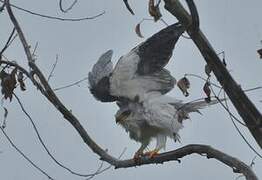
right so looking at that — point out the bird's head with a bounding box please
[115,109,131,124]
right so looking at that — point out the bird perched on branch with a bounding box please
[115,96,221,159]
[88,23,220,160]
[88,23,185,103]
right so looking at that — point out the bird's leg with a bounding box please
[134,148,144,160]
[145,134,166,158]
[144,148,160,158]
[133,142,148,163]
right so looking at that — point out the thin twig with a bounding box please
[0,127,54,180]
[13,93,103,177]
[0,0,5,12]
[209,84,262,158]
[32,42,38,56]
[185,73,262,94]
[59,0,78,13]
[0,0,105,22]
[0,28,16,58]
[86,148,127,180]
[185,73,221,88]
[53,77,88,91]
[47,55,58,82]
[223,92,262,159]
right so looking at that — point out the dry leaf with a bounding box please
[17,71,26,91]
[203,82,211,102]
[0,68,17,101]
[177,77,190,97]
[148,0,162,22]
[135,23,144,38]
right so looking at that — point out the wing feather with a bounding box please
[88,50,113,88]
[137,23,185,75]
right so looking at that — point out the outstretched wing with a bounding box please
[88,50,113,88]
[137,23,185,75]
[110,24,184,101]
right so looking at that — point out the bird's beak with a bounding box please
[115,110,131,124]
[116,114,127,124]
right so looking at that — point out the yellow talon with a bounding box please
[145,149,160,158]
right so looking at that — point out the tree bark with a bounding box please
[164,0,262,148]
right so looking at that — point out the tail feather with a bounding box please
[170,98,224,123]
[184,98,224,113]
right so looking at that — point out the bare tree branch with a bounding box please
[0,0,105,22]
[5,0,117,166]
[185,0,199,33]
[163,0,262,148]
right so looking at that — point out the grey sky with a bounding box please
[0,0,262,179]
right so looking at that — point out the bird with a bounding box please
[88,23,185,103]
[115,95,222,159]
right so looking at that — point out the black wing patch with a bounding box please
[137,23,185,75]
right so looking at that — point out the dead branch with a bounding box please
[0,0,104,21]
[163,0,262,148]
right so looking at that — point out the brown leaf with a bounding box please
[0,68,17,101]
[177,77,190,97]
[148,0,162,22]
[203,82,211,102]
[135,23,144,38]
[17,71,26,91]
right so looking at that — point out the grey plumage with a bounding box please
[88,50,113,89]
[115,96,222,156]
[89,23,193,157]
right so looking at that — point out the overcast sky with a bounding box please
[0,0,262,179]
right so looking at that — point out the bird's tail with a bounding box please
[182,98,225,114]
[170,98,225,123]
